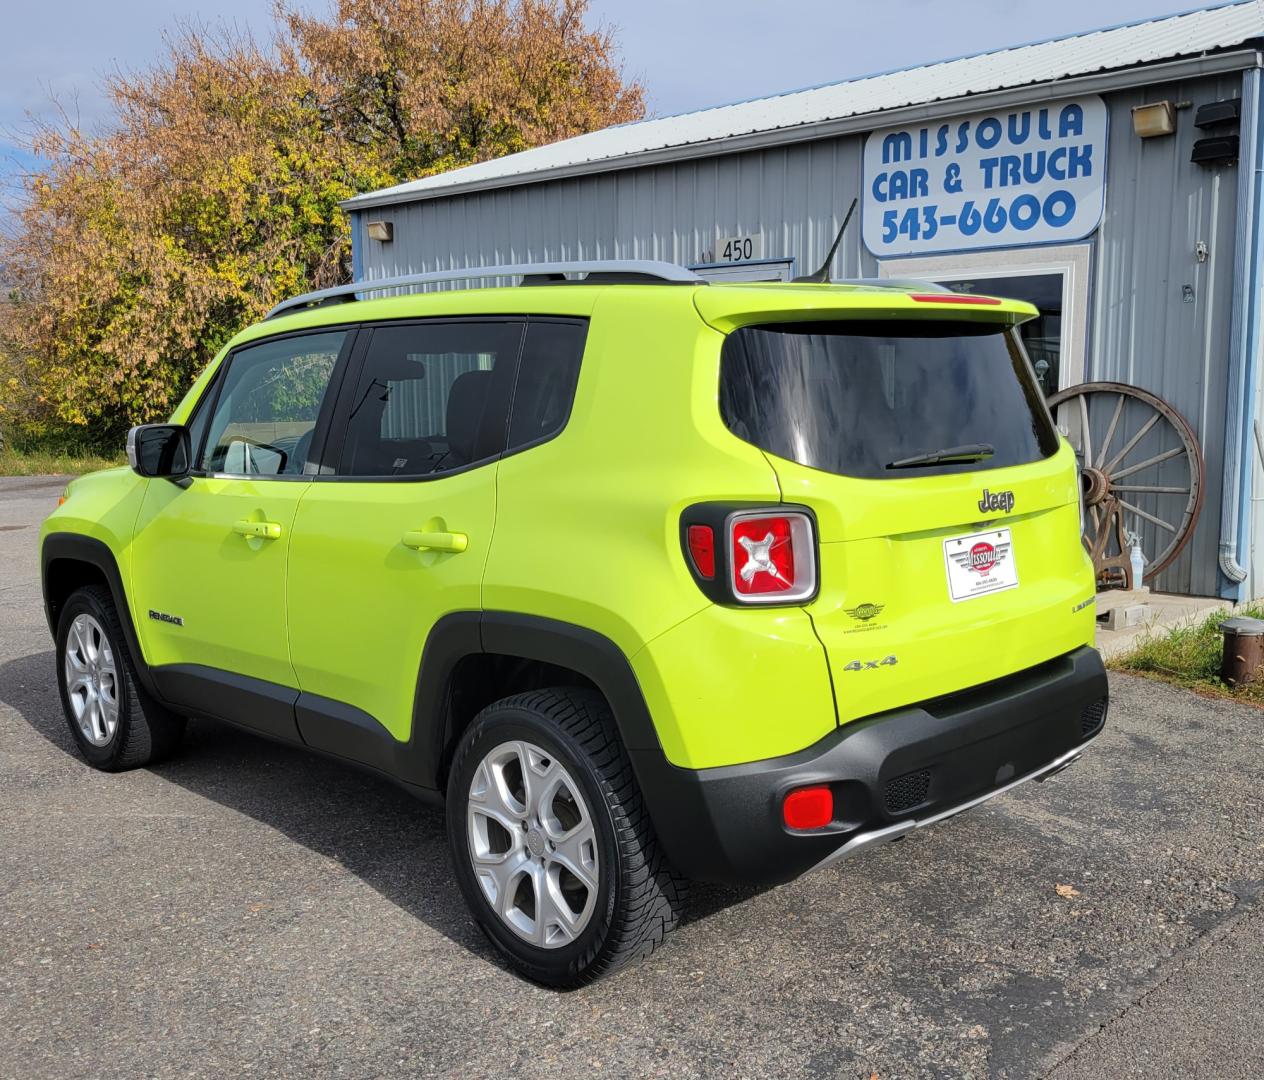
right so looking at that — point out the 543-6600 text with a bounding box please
[881,189,1077,245]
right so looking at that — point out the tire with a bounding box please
[55,585,187,771]
[446,687,687,987]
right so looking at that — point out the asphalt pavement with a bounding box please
[1,475,1261,1079]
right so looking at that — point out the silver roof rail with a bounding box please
[265,260,707,320]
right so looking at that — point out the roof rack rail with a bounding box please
[265,260,706,320]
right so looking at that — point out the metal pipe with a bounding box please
[1219,64,1264,591]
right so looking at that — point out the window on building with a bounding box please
[938,273,1064,396]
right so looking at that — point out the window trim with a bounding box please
[182,312,590,486]
[188,324,360,483]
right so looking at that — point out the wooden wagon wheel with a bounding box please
[1047,381,1205,588]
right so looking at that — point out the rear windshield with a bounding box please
[719,320,1059,480]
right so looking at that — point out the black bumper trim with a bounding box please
[631,645,1108,885]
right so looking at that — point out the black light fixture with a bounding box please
[1192,97,1242,166]
[1195,97,1241,128]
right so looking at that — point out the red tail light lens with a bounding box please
[686,524,716,579]
[783,785,834,830]
[728,510,816,603]
[909,293,1002,305]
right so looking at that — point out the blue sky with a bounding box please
[0,0,1221,199]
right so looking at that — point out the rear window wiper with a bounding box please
[886,443,995,470]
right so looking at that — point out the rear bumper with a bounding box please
[630,645,1108,885]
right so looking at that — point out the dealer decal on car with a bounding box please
[944,528,1019,602]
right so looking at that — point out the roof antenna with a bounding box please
[792,197,858,284]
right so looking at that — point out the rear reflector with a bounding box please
[686,524,715,579]
[783,785,833,830]
[909,293,1002,305]
[729,510,816,604]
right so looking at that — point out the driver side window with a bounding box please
[199,330,347,477]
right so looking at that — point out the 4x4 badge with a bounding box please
[978,488,1015,514]
[845,602,885,622]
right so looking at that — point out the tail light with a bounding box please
[728,510,816,604]
[680,503,819,606]
[783,785,834,830]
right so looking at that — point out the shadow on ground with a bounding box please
[0,649,759,974]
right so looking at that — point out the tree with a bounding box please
[0,0,642,447]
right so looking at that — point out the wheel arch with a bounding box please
[41,533,159,698]
[416,612,664,791]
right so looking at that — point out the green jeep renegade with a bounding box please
[40,260,1106,986]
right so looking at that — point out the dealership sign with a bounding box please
[862,95,1108,257]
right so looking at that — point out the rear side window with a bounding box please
[719,321,1058,480]
[336,321,523,478]
[506,320,587,452]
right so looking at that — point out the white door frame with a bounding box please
[877,244,1093,391]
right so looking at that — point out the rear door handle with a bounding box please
[402,529,468,553]
[233,519,283,540]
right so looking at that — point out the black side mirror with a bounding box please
[127,424,192,481]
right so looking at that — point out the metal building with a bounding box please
[343,1,1264,600]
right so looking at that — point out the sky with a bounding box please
[0,0,1227,197]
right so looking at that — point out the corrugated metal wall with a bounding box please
[1087,73,1242,596]
[353,73,1246,597]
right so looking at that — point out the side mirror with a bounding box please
[127,424,192,481]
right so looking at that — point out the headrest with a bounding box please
[446,369,493,462]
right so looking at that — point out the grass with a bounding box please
[1109,602,1264,705]
[0,445,125,477]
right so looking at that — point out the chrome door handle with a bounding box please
[233,519,283,540]
[402,529,468,553]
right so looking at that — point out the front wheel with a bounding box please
[446,688,686,987]
[55,585,186,770]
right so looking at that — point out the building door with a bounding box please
[878,244,1092,395]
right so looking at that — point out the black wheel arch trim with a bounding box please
[41,532,162,700]
[413,611,666,787]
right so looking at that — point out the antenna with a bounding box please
[793,198,858,284]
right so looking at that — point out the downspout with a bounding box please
[350,210,364,283]
[1219,60,1264,594]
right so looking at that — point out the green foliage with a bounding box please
[1111,603,1264,704]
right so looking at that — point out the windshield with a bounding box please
[719,320,1059,480]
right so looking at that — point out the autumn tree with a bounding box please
[0,0,642,446]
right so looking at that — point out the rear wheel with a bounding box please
[56,585,186,770]
[446,688,686,987]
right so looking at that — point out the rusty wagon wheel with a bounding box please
[1047,381,1205,588]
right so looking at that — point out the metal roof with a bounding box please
[344,0,1264,210]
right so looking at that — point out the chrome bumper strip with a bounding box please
[811,743,1089,873]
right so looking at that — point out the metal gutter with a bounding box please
[1221,61,1264,595]
[342,49,1262,211]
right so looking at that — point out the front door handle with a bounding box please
[402,529,468,553]
[233,519,283,540]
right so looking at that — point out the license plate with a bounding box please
[944,528,1018,602]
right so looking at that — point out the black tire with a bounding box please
[446,687,687,987]
[55,585,186,771]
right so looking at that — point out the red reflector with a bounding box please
[686,524,716,579]
[783,786,833,830]
[909,293,1002,305]
[731,515,795,596]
